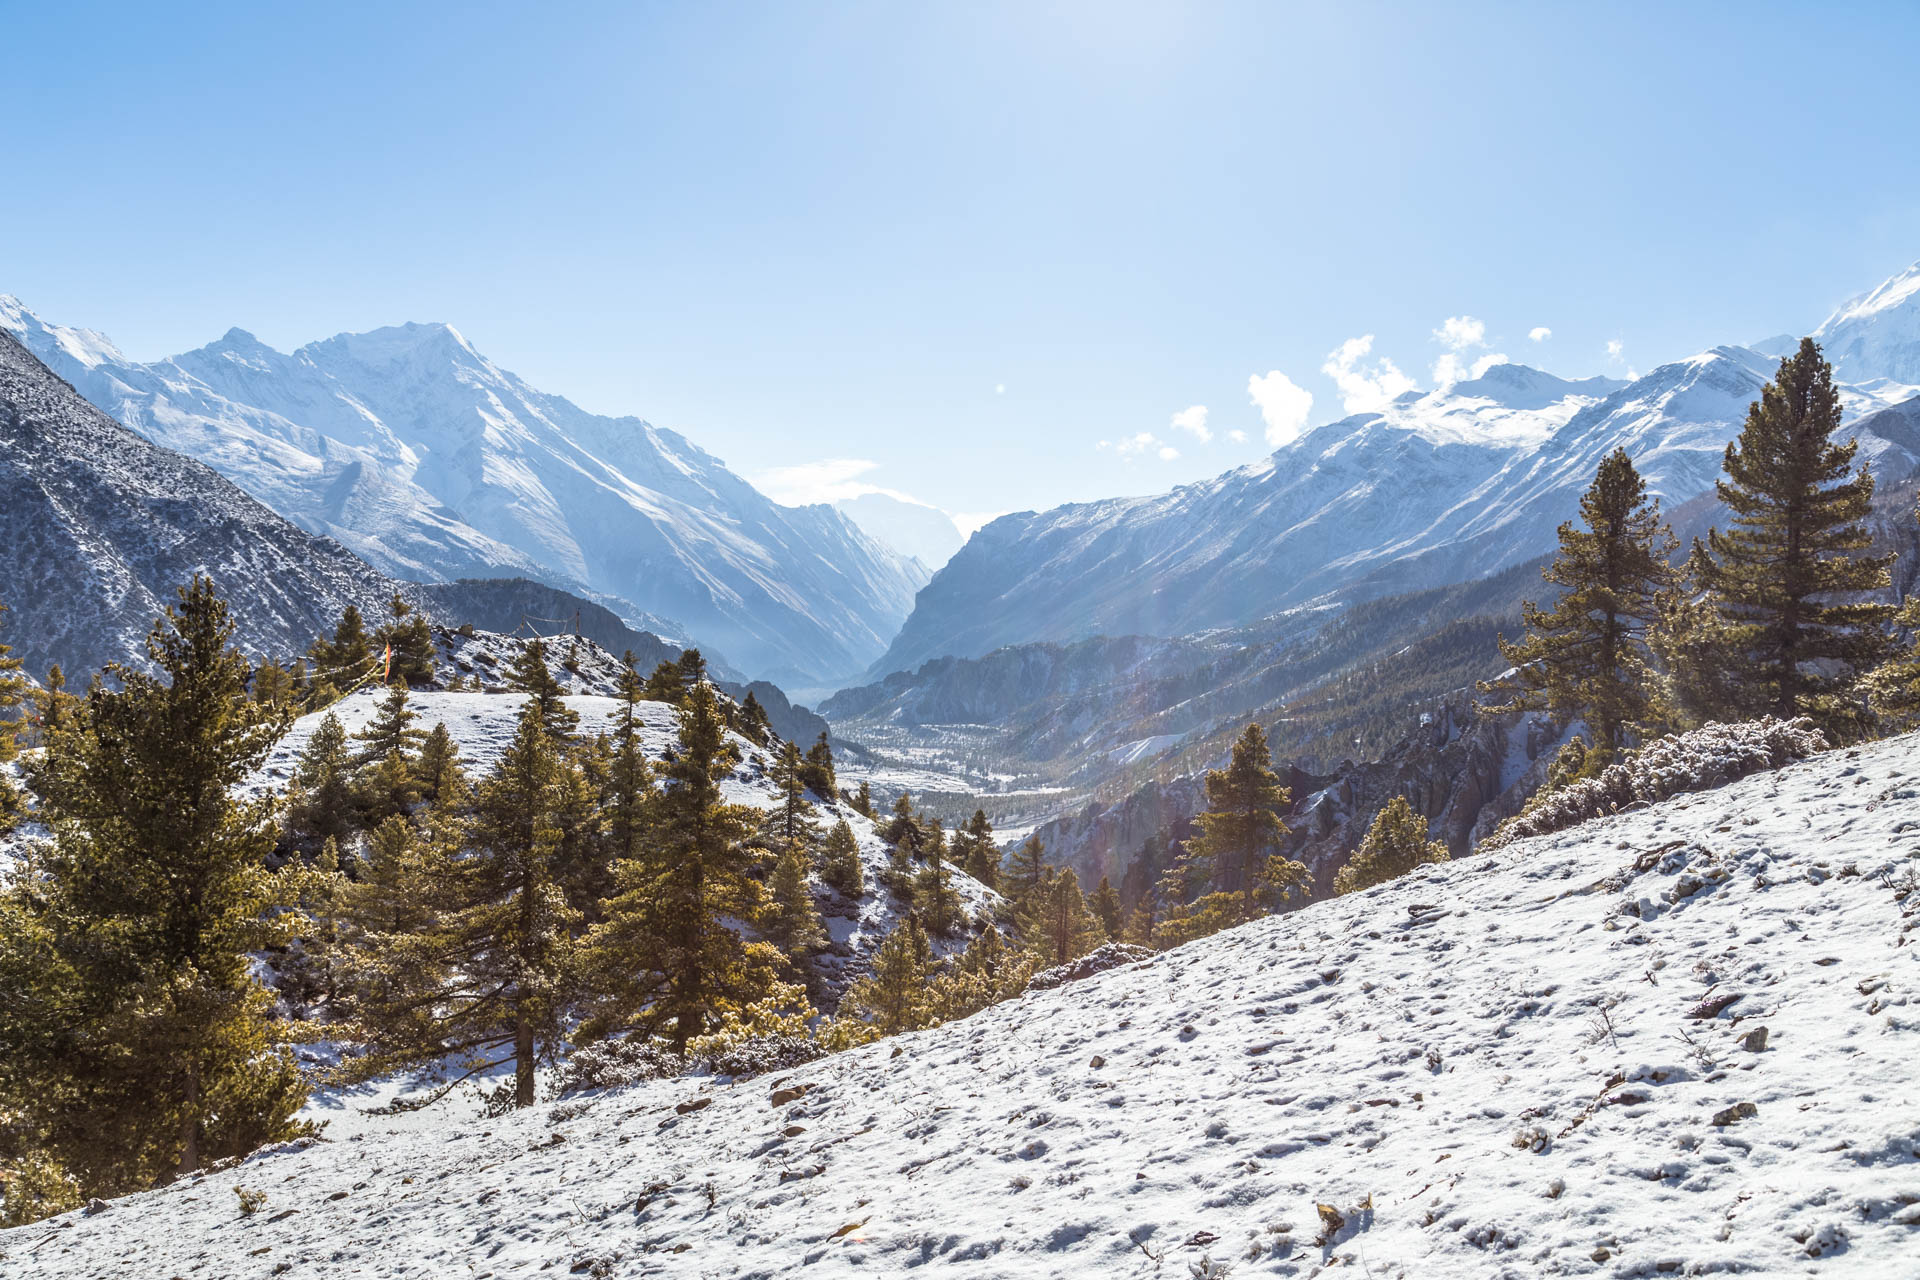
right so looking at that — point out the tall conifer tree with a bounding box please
[0,578,307,1191]
[1704,338,1894,734]
[1178,723,1306,918]
[1479,449,1675,765]
[581,684,779,1052]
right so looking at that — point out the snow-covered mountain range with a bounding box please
[0,298,928,689]
[874,263,1920,678]
[0,326,401,685]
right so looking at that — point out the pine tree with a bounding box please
[601,654,656,868]
[765,840,827,978]
[288,712,356,847]
[956,809,999,889]
[837,914,934,1037]
[851,780,875,818]
[351,683,431,827]
[372,592,436,687]
[249,658,298,710]
[1645,540,1748,730]
[1002,833,1049,905]
[0,577,307,1194]
[880,791,923,898]
[767,739,819,848]
[507,637,580,741]
[800,731,836,795]
[675,647,708,688]
[1334,795,1451,894]
[1703,338,1894,735]
[915,821,963,936]
[1089,875,1123,940]
[581,683,780,1052]
[1869,586,1920,724]
[821,818,865,897]
[373,700,581,1109]
[1177,723,1306,918]
[737,689,772,744]
[0,601,26,832]
[413,722,465,808]
[642,658,688,704]
[1478,449,1675,767]
[309,603,373,695]
[27,664,81,751]
[929,923,1036,1023]
[354,682,425,765]
[1025,867,1102,967]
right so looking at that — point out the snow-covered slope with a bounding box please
[0,327,400,684]
[0,297,928,688]
[20,727,1919,1276]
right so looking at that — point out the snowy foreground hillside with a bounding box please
[13,731,1920,1277]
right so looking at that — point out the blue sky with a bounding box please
[7,1,1920,529]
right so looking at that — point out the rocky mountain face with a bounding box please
[0,298,928,688]
[0,327,401,685]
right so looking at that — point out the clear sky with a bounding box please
[7,1,1919,530]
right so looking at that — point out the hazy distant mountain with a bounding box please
[834,492,963,569]
[0,299,928,687]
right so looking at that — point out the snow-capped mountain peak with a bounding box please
[0,296,929,687]
[1812,258,1920,385]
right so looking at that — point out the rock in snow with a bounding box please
[16,723,1919,1276]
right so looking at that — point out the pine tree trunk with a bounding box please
[515,1014,535,1108]
[178,1060,201,1177]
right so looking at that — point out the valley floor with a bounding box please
[10,728,1920,1277]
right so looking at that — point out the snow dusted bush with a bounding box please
[550,1039,686,1097]
[1026,942,1154,992]
[1482,717,1827,850]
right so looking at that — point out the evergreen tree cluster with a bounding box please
[1481,339,1906,768]
[0,585,873,1220]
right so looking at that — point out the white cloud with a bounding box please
[751,458,894,506]
[1247,369,1315,446]
[1227,428,1248,444]
[1472,352,1509,378]
[1430,315,1494,388]
[1323,335,1417,413]
[750,456,956,521]
[1607,338,1624,361]
[1433,315,1487,352]
[1529,326,1552,343]
[1169,404,1211,443]
[1100,431,1180,463]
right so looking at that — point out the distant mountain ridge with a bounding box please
[873,262,1920,678]
[0,298,928,688]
